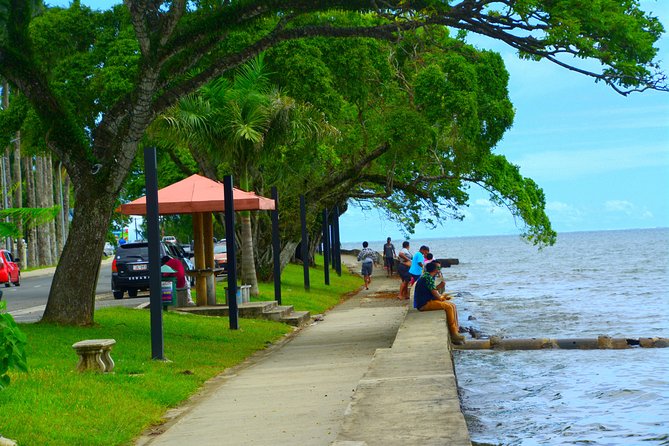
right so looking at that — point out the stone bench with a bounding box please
[72,339,116,373]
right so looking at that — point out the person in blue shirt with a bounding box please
[408,245,429,284]
[413,262,465,345]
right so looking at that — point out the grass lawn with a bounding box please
[210,255,362,314]
[0,259,361,445]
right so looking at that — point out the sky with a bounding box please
[49,0,669,243]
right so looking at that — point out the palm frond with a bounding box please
[0,206,60,238]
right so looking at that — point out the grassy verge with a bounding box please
[0,259,360,445]
[210,255,362,314]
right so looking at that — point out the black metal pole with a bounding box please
[329,212,336,268]
[271,187,282,305]
[300,195,310,291]
[144,147,164,360]
[322,209,330,285]
[224,175,239,330]
[333,205,342,276]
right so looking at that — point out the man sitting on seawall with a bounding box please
[413,262,466,345]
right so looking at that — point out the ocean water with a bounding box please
[345,228,669,445]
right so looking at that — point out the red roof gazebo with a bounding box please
[117,174,275,306]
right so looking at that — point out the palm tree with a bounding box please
[151,56,336,295]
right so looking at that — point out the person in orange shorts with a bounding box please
[413,262,465,344]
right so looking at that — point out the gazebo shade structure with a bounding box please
[116,174,275,307]
[117,174,275,215]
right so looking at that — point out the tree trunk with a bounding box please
[62,173,70,243]
[12,132,23,266]
[42,184,116,325]
[279,240,299,271]
[1,82,12,253]
[54,162,64,250]
[239,211,259,296]
[24,155,37,267]
[36,156,50,265]
[46,155,58,261]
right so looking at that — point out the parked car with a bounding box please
[103,242,115,257]
[213,242,228,274]
[111,241,192,299]
[0,249,21,287]
[162,236,178,243]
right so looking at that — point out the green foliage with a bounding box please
[0,301,28,390]
[210,256,362,314]
[28,4,140,130]
[473,154,556,246]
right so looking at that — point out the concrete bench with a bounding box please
[72,339,116,373]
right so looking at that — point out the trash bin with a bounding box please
[224,287,243,306]
[240,285,251,303]
[161,265,177,306]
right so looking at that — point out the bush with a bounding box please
[0,301,27,389]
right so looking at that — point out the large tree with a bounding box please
[0,1,665,325]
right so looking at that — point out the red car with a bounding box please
[0,249,20,287]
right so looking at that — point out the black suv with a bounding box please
[111,241,193,299]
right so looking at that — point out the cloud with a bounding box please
[603,200,654,220]
[604,200,635,214]
[546,201,572,212]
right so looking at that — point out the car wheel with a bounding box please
[128,289,138,298]
[113,290,124,299]
[4,282,9,288]
[13,274,20,287]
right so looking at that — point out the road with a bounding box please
[3,257,149,323]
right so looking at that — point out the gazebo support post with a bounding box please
[203,212,216,305]
[322,209,330,286]
[192,212,207,306]
[224,175,239,329]
[300,195,310,291]
[271,187,281,305]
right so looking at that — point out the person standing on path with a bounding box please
[357,241,378,290]
[383,237,396,277]
[409,245,429,284]
[414,262,465,345]
[397,241,413,299]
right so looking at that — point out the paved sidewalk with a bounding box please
[138,258,408,446]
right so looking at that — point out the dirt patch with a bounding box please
[366,291,399,299]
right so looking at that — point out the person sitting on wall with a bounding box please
[161,255,195,306]
[413,262,465,345]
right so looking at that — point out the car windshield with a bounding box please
[214,244,227,254]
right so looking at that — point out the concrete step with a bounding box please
[172,301,310,327]
[261,305,295,322]
[280,310,311,327]
[173,301,277,318]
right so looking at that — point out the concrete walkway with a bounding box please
[138,258,408,446]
